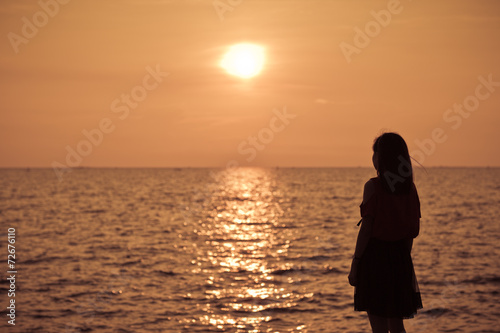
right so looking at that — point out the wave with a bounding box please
[21,255,75,265]
[82,209,107,214]
[461,275,500,285]
[421,307,451,317]
[153,269,176,276]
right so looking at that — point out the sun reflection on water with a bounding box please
[192,167,306,331]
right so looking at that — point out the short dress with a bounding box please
[354,177,423,318]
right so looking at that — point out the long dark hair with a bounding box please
[373,132,413,194]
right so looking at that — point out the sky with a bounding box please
[1,0,500,168]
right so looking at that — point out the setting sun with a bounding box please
[220,43,265,79]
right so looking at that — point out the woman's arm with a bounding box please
[353,215,374,259]
[348,180,375,286]
[354,179,376,258]
[405,237,413,252]
[348,216,373,286]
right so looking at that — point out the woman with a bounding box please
[348,132,423,333]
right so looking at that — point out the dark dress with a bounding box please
[354,177,423,318]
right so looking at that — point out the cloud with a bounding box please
[315,98,331,105]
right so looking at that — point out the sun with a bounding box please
[220,43,265,79]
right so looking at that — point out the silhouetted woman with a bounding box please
[348,132,423,333]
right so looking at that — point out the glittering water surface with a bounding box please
[0,167,499,332]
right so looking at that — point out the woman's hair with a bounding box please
[373,132,413,194]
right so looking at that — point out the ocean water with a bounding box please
[0,167,499,333]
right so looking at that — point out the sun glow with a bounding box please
[220,43,265,79]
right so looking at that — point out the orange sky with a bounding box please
[1,0,499,168]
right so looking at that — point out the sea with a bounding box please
[0,167,499,333]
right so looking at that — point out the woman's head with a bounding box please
[372,132,413,194]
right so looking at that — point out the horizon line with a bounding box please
[1,165,500,169]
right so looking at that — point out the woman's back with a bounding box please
[360,177,421,241]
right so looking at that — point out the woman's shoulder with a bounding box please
[364,177,380,190]
[363,177,379,201]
